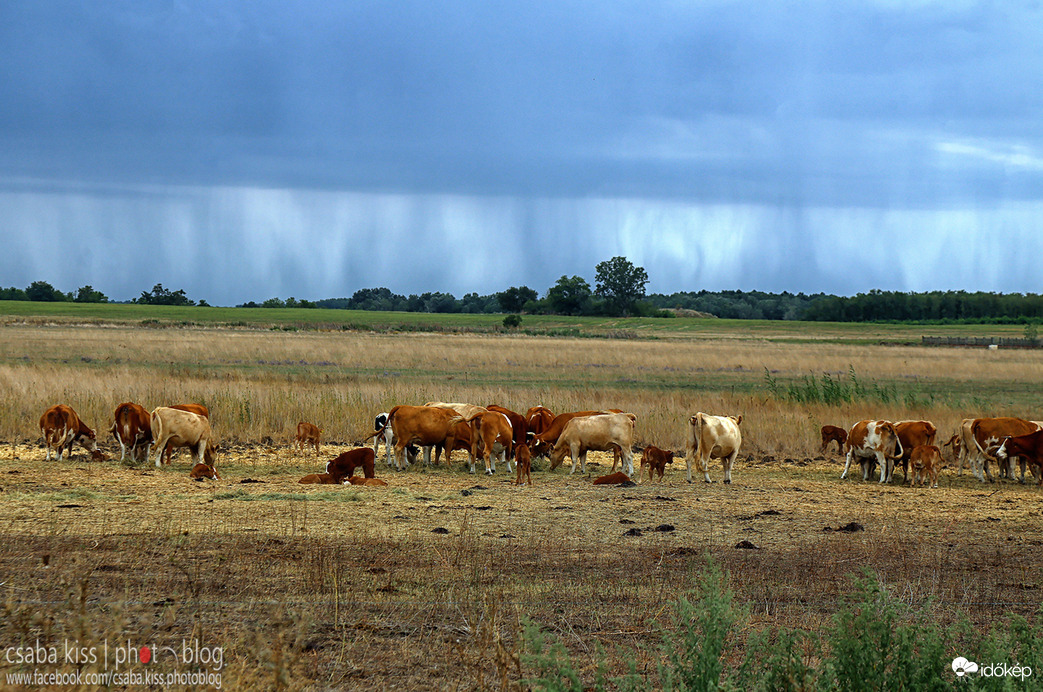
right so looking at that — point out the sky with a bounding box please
[2,0,1043,306]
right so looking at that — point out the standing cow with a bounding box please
[111,402,152,463]
[686,413,742,484]
[295,421,322,455]
[150,407,216,468]
[840,420,903,483]
[973,418,1042,482]
[549,412,636,476]
[894,420,937,483]
[40,404,101,461]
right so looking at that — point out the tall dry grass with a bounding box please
[2,324,1039,456]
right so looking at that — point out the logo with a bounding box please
[952,657,979,677]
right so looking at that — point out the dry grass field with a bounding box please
[1,321,1042,689]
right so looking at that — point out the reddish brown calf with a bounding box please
[640,445,674,482]
[820,425,847,455]
[325,447,376,483]
[908,445,941,488]
[514,443,532,486]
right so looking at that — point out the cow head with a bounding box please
[995,437,1012,460]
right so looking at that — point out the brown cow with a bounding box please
[995,430,1043,486]
[369,405,462,470]
[640,445,674,482]
[111,402,152,463]
[840,420,902,483]
[819,425,847,455]
[39,404,101,461]
[149,407,216,468]
[299,473,336,484]
[908,445,941,488]
[462,410,514,475]
[894,420,937,482]
[295,421,322,455]
[514,443,532,486]
[592,472,632,485]
[486,405,527,453]
[189,462,221,480]
[525,406,555,440]
[434,420,474,469]
[326,448,376,482]
[550,412,636,475]
[971,417,1040,482]
[347,476,389,487]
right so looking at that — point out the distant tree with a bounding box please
[26,281,68,302]
[503,314,522,328]
[546,275,592,316]
[237,301,260,308]
[497,286,538,313]
[594,256,648,316]
[74,285,108,303]
[0,286,28,301]
[262,297,286,308]
[346,287,408,311]
[137,283,195,306]
[198,300,211,307]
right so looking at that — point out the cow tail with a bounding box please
[971,421,997,461]
[365,407,397,441]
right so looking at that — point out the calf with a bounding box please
[325,448,376,483]
[592,472,632,485]
[39,404,101,461]
[346,476,389,487]
[514,443,532,486]
[640,445,674,482]
[295,421,322,455]
[299,473,336,484]
[819,425,847,455]
[189,462,221,480]
[908,445,941,488]
[894,420,937,482]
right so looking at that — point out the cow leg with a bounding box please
[840,451,854,480]
[878,452,889,483]
[623,448,634,477]
[723,451,735,484]
[685,452,694,483]
[151,436,166,467]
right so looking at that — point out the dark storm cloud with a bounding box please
[2,1,1043,303]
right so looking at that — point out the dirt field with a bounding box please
[2,440,1042,689]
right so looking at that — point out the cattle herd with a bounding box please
[35,401,1043,489]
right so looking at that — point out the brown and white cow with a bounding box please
[462,410,514,475]
[640,445,674,482]
[894,420,937,482]
[149,407,215,468]
[295,421,322,455]
[326,447,377,482]
[549,412,636,476]
[908,444,941,488]
[972,417,1041,482]
[514,443,532,486]
[820,425,848,455]
[840,420,903,483]
[111,401,152,463]
[486,405,527,453]
[995,429,1043,486]
[40,404,101,461]
[189,462,221,480]
[370,405,462,471]
[686,413,742,484]
[524,406,555,440]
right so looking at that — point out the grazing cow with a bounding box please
[531,410,619,456]
[295,421,322,455]
[820,425,848,455]
[640,445,674,482]
[370,405,463,471]
[149,407,215,468]
[972,418,1042,482]
[525,406,555,439]
[111,401,152,463]
[347,476,389,487]
[486,405,528,453]
[158,404,210,464]
[549,412,636,476]
[840,420,902,483]
[325,448,376,482]
[299,473,336,484]
[592,472,632,485]
[515,443,532,486]
[189,462,221,480]
[39,404,101,461]
[686,413,742,484]
[462,410,514,475]
[894,420,938,482]
[434,420,474,469]
[941,433,962,469]
[995,430,1043,486]
[908,445,941,488]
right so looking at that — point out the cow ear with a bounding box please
[735,415,743,425]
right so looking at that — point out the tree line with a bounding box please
[7,268,1043,322]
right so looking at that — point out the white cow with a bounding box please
[150,407,215,468]
[549,412,636,476]
[686,413,742,483]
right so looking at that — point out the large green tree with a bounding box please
[595,256,648,316]
[546,275,592,315]
[26,281,68,302]
[496,285,538,313]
